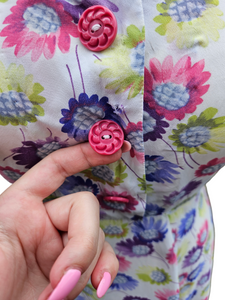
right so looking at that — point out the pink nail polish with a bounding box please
[97,272,111,298]
[48,269,81,300]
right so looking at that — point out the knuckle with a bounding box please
[80,234,98,255]
[79,191,100,207]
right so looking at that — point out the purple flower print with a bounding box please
[58,176,99,195]
[143,102,169,142]
[163,180,202,206]
[198,270,211,286]
[60,93,125,142]
[8,130,69,169]
[116,236,154,258]
[123,297,150,300]
[57,0,119,24]
[182,246,203,268]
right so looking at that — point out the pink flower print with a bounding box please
[166,247,177,265]
[0,166,25,183]
[195,157,225,177]
[197,221,209,247]
[166,229,178,264]
[116,255,131,272]
[98,189,138,213]
[0,0,78,61]
[144,55,210,121]
[155,288,179,300]
[179,273,188,287]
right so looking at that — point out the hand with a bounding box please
[0,141,131,300]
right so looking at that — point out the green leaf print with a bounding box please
[138,175,153,193]
[95,25,145,99]
[169,107,225,154]
[154,0,225,48]
[0,62,46,126]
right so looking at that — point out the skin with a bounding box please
[0,141,131,300]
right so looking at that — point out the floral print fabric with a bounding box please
[0,0,225,299]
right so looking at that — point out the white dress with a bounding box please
[1,0,225,299]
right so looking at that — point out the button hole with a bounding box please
[91,24,101,32]
[102,134,112,140]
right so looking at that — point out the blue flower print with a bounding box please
[110,273,138,291]
[56,0,119,24]
[185,290,197,300]
[145,155,180,183]
[58,176,99,196]
[60,93,125,142]
[91,165,114,183]
[187,262,205,282]
[179,126,210,148]
[130,42,145,76]
[116,236,154,257]
[144,203,165,216]
[131,216,168,243]
[178,209,196,238]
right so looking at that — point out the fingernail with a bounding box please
[97,272,111,298]
[48,269,81,300]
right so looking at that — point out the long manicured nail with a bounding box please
[48,269,81,300]
[97,272,111,298]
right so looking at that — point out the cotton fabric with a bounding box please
[0,1,225,299]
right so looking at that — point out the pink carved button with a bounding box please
[78,5,117,52]
[103,196,129,203]
[89,120,124,155]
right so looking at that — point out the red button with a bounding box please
[78,5,117,52]
[89,120,124,155]
[103,196,129,203]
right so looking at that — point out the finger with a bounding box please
[41,191,103,299]
[1,142,127,202]
[39,230,105,300]
[64,240,118,300]
[91,241,119,298]
[38,284,53,300]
